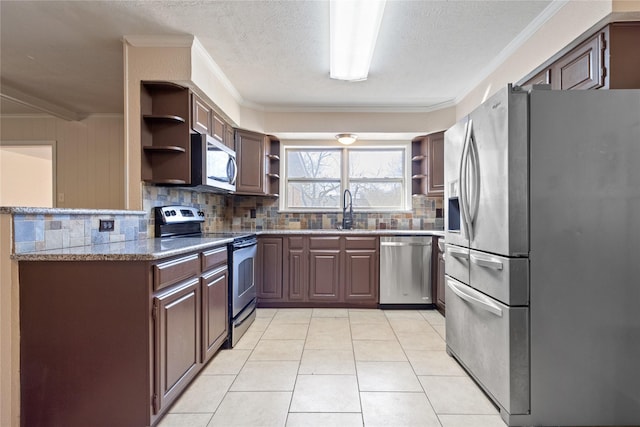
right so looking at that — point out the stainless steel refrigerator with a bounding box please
[444,84,640,426]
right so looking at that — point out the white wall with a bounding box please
[0,144,54,207]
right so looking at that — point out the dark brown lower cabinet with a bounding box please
[257,234,378,308]
[308,236,341,302]
[153,278,201,413]
[19,245,229,427]
[201,265,229,363]
[285,236,307,301]
[256,237,284,301]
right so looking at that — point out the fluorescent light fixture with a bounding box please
[336,133,358,145]
[330,0,386,81]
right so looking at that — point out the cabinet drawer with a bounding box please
[201,246,228,272]
[309,236,341,249]
[153,254,200,291]
[345,236,377,249]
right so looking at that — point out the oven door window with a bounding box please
[237,256,254,296]
[232,244,257,318]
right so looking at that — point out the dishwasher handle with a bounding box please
[380,241,430,247]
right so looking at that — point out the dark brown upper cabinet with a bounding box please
[235,131,281,196]
[411,131,444,197]
[191,94,211,135]
[235,129,266,194]
[521,22,640,90]
[141,81,192,185]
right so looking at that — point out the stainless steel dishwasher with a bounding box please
[379,236,432,307]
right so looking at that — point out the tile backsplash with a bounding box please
[10,186,443,253]
[141,184,443,236]
[12,211,147,253]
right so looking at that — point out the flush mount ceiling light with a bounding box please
[336,133,358,145]
[330,0,387,82]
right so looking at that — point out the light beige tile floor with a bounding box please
[158,308,507,427]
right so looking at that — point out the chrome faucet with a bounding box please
[342,189,354,230]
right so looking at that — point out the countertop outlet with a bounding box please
[99,219,115,232]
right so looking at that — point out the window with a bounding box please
[281,143,410,212]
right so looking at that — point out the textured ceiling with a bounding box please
[0,0,554,116]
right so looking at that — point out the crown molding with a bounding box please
[0,83,84,121]
[260,99,456,114]
[122,34,194,47]
[454,0,569,105]
[191,37,245,105]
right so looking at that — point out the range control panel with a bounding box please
[155,206,205,224]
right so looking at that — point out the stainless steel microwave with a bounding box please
[191,133,237,192]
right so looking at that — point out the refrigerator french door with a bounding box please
[444,85,640,426]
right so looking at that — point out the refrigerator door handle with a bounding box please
[446,278,503,317]
[467,125,481,229]
[459,118,473,240]
[447,247,469,260]
[470,253,504,270]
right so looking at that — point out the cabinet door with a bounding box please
[257,237,284,301]
[309,250,341,301]
[192,94,211,135]
[551,32,605,90]
[153,278,201,414]
[522,68,551,87]
[284,236,308,301]
[308,236,341,302]
[212,112,226,144]
[344,249,378,302]
[202,266,229,363]
[427,131,445,196]
[236,129,266,194]
[224,124,235,150]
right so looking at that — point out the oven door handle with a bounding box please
[446,278,503,317]
[234,305,257,328]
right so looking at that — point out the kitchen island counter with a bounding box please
[12,235,235,261]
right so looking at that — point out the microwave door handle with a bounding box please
[228,157,238,185]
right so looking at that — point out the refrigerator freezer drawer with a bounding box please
[445,276,529,416]
[469,250,528,306]
[444,244,469,284]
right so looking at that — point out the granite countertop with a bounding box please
[12,229,444,261]
[13,236,235,261]
[0,206,146,216]
[256,229,445,237]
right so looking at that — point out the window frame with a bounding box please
[279,141,412,213]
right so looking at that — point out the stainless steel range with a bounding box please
[154,206,257,347]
